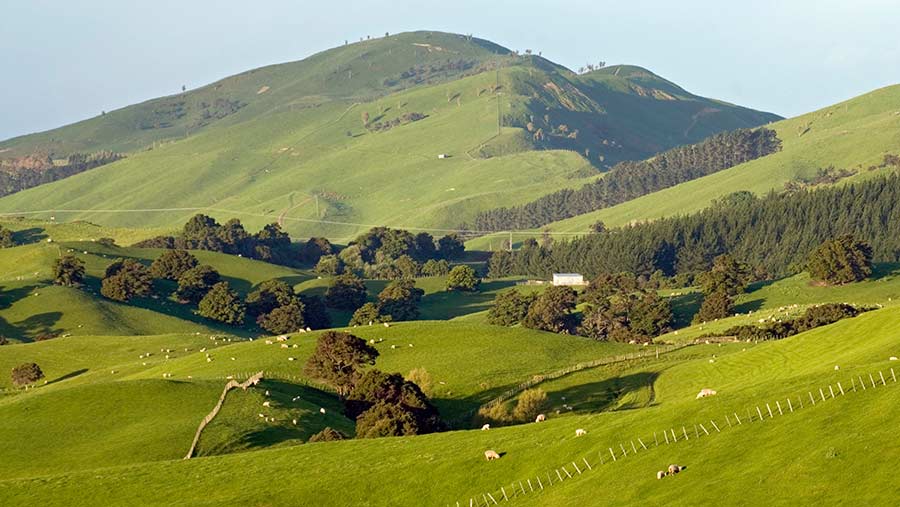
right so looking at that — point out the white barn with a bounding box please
[552,273,585,286]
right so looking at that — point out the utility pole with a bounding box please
[508,231,513,252]
[315,195,320,218]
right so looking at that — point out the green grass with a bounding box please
[0,307,896,505]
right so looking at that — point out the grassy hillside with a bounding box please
[0,32,776,241]
[467,83,900,249]
[0,305,896,505]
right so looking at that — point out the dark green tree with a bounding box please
[446,265,479,291]
[257,301,305,334]
[377,279,424,321]
[355,402,419,438]
[325,274,368,311]
[349,302,388,326]
[807,235,873,284]
[394,255,420,279]
[101,259,153,302]
[246,279,295,317]
[436,234,465,260]
[308,427,347,442]
[693,289,733,323]
[149,249,198,280]
[345,369,441,433]
[198,281,246,325]
[487,250,513,278]
[299,294,331,330]
[487,290,536,326]
[304,331,379,396]
[53,255,85,287]
[421,259,450,277]
[0,225,16,248]
[301,237,334,264]
[522,285,577,333]
[315,255,344,276]
[175,265,221,303]
[696,254,752,296]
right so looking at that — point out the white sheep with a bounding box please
[484,450,501,461]
[657,470,666,480]
[890,356,898,361]
[481,424,490,431]
[575,428,587,437]
[696,388,717,399]
[668,464,682,474]
[383,322,390,328]
[535,414,546,422]
[265,390,270,396]
[319,407,326,414]
[262,401,271,407]
[292,419,298,425]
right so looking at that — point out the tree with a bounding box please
[355,402,419,438]
[349,302,388,326]
[299,294,331,330]
[176,265,221,303]
[394,255,420,279]
[348,369,442,437]
[377,279,424,321]
[301,237,334,264]
[0,225,16,247]
[258,301,305,334]
[590,221,607,233]
[696,255,752,296]
[523,285,577,333]
[421,259,450,277]
[246,279,295,317]
[446,265,479,291]
[101,259,153,302]
[487,250,512,278]
[436,234,465,260]
[198,282,246,325]
[53,255,85,286]
[413,232,437,261]
[325,274,368,311]
[407,367,433,396]
[315,255,344,276]
[304,331,379,396]
[11,362,44,387]
[693,289,733,323]
[512,388,548,422]
[150,250,198,280]
[487,290,536,326]
[308,427,347,443]
[808,235,873,284]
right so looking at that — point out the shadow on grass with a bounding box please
[670,292,703,328]
[419,279,518,320]
[547,371,660,414]
[47,368,88,385]
[11,227,47,245]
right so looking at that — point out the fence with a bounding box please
[184,371,264,459]
[449,366,898,506]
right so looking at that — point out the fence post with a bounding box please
[609,447,617,461]
[664,430,670,444]
[879,371,887,386]
[757,406,764,421]
[869,373,876,388]
[655,431,659,446]
[859,375,866,390]
[891,368,896,382]
[638,438,648,450]
[699,423,710,435]
[537,477,544,490]
[819,388,826,402]
[562,467,572,479]
[583,457,593,470]
[851,377,857,391]
[620,443,628,457]
[682,426,689,440]
[809,392,816,405]
[501,487,508,501]
[725,414,732,427]
[734,412,742,425]
[828,385,835,398]
[837,382,845,395]
[766,403,773,418]
[571,462,581,475]
[631,441,638,453]
[710,420,720,432]
[776,401,783,415]
[487,493,498,505]
[787,398,794,413]
[527,478,534,491]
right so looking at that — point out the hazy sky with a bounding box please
[3,0,899,141]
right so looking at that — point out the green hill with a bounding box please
[0,304,896,505]
[468,83,900,249]
[0,31,777,241]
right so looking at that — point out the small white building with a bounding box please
[552,273,585,286]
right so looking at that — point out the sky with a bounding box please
[2,0,899,141]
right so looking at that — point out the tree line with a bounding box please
[471,127,781,231]
[488,168,900,280]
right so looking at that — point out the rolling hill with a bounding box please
[465,83,900,249]
[0,31,777,241]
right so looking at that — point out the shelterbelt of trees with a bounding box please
[488,163,900,279]
[0,151,124,197]
[472,127,781,231]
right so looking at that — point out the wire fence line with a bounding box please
[449,366,898,506]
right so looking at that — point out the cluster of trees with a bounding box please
[135,214,296,266]
[382,58,478,87]
[316,227,464,279]
[487,280,672,342]
[0,225,17,248]
[11,362,44,387]
[712,303,864,342]
[0,151,123,197]
[98,249,329,332]
[807,235,873,285]
[472,128,781,231]
[489,172,900,280]
[304,331,442,438]
[321,273,428,325]
[693,255,754,323]
[364,112,427,133]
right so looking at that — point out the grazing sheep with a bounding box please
[481,424,490,431]
[319,408,326,414]
[834,365,840,370]
[575,429,587,437]
[262,401,271,407]
[292,419,298,425]
[890,356,898,361]
[265,390,270,396]
[668,464,682,474]
[484,450,501,461]
[383,322,390,328]
[391,345,397,350]
[696,388,717,399]
[258,413,265,418]
[657,471,666,480]
[305,327,312,332]
[276,336,288,342]
[535,414,546,423]
[288,357,296,361]
[265,340,273,345]
[207,358,212,362]
[281,344,289,349]
[369,339,376,344]
[408,343,414,347]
